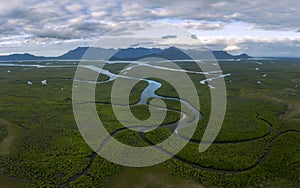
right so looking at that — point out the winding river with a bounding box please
[60,63,299,187]
[1,62,299,186]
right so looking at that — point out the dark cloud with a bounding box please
[74,22,99,31]
[191,34,198,40]
[130,42,155,47]
[34,30,76,40]
[6,8,59,22]
[161,35,177,39]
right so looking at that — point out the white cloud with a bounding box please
[223,45,240,51]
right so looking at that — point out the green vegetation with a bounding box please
[105,165,204,188]
[0,123,8,143]
[0,60,299,187]
[0,118,22,155]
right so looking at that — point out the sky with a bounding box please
[0,0,300,57]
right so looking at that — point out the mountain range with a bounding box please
[0,47,251,61]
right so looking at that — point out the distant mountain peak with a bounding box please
[111,47,162,60]
[0,46,252,61]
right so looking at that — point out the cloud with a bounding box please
[223,45,240,51]
[130,42,156,47]
[183,21,225,30]
[0,0,299,57]
[199,36,300,57]
[191,34,198,39]
[34,29,76,40]
[140,0,300,31]
[161,35,177,39]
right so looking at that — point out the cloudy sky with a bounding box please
[0,0,299,57]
